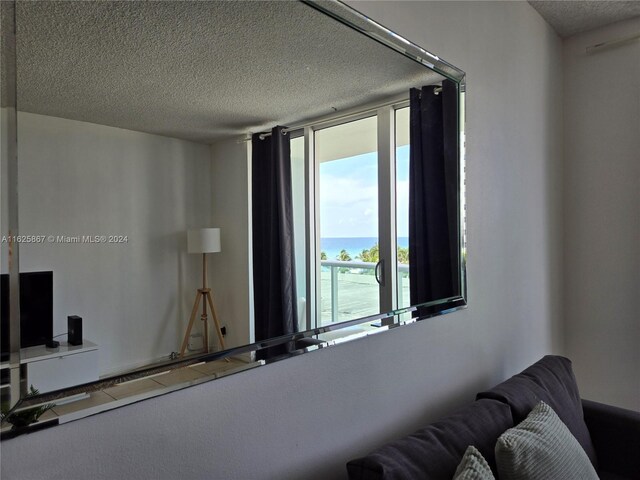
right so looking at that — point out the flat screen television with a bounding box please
[1,271,53,359]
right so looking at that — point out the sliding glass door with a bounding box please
[296,105,410,328]
[315,116,380,325]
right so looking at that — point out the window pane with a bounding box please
[395,107,410,309]
[315,116,379,325]
[290,135,307,331]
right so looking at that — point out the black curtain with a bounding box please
[252,126,298,360]
[409,80,460,316]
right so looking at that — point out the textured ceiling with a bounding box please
[14,1,441,144]
[528,1,640,37]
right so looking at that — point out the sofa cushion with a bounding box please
[453,446,496,480]
[495,401,598,480]
[583,398,640,479]
[476,355,597,467]
[346,398,513,480]
[598,472,633,480]
[598,472,632,480]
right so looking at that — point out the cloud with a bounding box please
[319,172,378,237]
[317,169,410,238]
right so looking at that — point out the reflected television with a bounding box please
[1,271,54,358]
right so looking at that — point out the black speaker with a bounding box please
[68,315,82,346]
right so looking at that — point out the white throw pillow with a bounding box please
[453,445,496,480]
[495,401,599,480]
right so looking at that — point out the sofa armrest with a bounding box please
[582,399,640,479]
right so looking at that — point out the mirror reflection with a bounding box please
[1,0,465,417]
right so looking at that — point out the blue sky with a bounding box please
[319,145,410,238]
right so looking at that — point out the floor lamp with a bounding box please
[179,228,226,358]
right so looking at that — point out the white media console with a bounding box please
[18,340,99,393]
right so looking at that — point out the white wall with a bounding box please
[16,113,212,375]
[0,2,564,479]
[209,137,253,349]
[563,18,640,411]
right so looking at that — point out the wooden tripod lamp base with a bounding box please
[179,286,225,357]
[180,229,226,358]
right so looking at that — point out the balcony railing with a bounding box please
[320,260,409,324]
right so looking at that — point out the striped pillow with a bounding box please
[453,446,496,480]
[495,401,598,480]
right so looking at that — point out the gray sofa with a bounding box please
[346,356,640,480]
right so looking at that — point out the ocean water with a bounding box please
[321,237,408,261]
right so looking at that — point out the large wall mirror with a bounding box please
[0,0,466,435]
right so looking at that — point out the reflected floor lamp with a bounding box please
[180,228,226,358]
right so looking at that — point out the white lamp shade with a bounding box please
[187,228,221,254]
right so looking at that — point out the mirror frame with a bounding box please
[1,0,466,438]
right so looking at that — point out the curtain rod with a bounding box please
[241,92,429,142]
[586,32,639,54]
